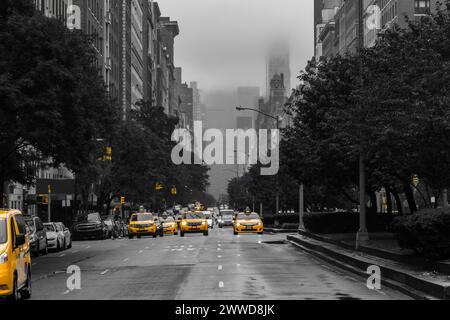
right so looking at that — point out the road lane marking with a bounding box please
[123,258,129,262]
[59,254,66,257]
[101,269,109,275]
[72,250,79,254]
[219,281,224,288]
[237,264,241,267]
[218,265,223,271]
[139,250,143,254]
[85,246,91,249]
[62,290,71,295]
[32,263,37,266]
[217,248,221,251]
[217,255,222,259]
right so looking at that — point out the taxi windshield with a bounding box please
[237,213,260,220]
[0,218,6,244]
[185,212,204,219]
[163,217,175,223]
[131,213,154,222]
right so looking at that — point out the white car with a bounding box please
[203,211,214,229]
[44,223,65,251]
[56,222,72,249]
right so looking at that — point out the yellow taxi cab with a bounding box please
[233,212,264,235]
[0,209,32,300]
[128,212,158,239]
[179,211,209,237]
[162,216,178,235]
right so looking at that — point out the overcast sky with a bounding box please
[158,0,314,94]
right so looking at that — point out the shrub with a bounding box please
[303,212,394,234]
[392,208,450,260]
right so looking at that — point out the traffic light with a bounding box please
[37,195,49,205]
[412,174,420,187]
[120,196,125,205]
[105,146,112,161]
[171,186,177,196]
[155,183,164,191]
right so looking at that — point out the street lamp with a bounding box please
[235,106,282,216]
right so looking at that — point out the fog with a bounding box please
[159,0,314,93]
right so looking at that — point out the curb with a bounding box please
[287,235,450,300]
[265,228,298,234]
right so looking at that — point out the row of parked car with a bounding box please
[24,217,72,256]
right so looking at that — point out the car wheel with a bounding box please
[63,240,67,250]
[34,243,40,257]
[180,232,185,237]
[137,235,142,239]
[20,268,32,300]
[43,242,48,255]
[204,231,209,236]
[68,240,72,249]
[7,274,19,301]
[234,230,238,235]
[128,234,134,239]
[152,233,157,238]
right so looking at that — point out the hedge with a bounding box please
[391,208,450,260]
[303,212,394,234]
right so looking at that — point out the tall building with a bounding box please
[258,74,288,130]
[191,82,202,122]
[315,0,439,59]
[266,40,291,97]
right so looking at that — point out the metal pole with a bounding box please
[48,185,51,223]
[260,202,263,220]
[356,0,369,248]
[443,189,449,208]
[275,117,280,215]
[299,184,305,230]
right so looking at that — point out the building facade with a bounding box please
[266,40,291,98]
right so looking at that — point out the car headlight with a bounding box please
[181,221,187,226]
[202,221,206,225]
[236,222,241,227]
[0,253,8,264]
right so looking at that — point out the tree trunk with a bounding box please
[369,191,377,214]
[385,186,393,215]
[403,182,417,214]
[392,188,403,216]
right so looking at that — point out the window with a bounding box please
[415,0,430,14]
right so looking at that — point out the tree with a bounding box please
[0,2,118,198]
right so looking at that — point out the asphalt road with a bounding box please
[30,228,411,300]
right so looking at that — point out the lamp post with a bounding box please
[236,106,281,216]
[356,0,369,247]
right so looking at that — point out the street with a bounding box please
[30,229,410,300]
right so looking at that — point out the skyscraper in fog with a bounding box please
[266,40,290,98]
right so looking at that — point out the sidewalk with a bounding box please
[287,231,450,300]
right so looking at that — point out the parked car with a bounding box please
[0,209,32,300]
[24,216,48,256]
[56,222,72,249]
[43,223,64,251]
[72,212,108,240]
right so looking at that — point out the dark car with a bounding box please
[72,212,108,240]
[218,210,235,228]
[25,216,48,256]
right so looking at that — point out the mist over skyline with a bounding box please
[158,0,314,95]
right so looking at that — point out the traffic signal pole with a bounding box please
[48,185,52,222]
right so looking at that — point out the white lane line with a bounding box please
[85,246,91,249]
[145,247,149,249]
[237,254,241,257]
[217,248,221,251]
[237,264,241,267]
[59,254,66,257]
[72,250,79,254]
[219,281,224,288]
[139,250,143,254]
[32,263,37,266]
[101,269,109,275]
[218,244,222,247]
[217,255,222,259]
[123,258,129,262]
[218,265,223,271]
[62,290,71,295]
